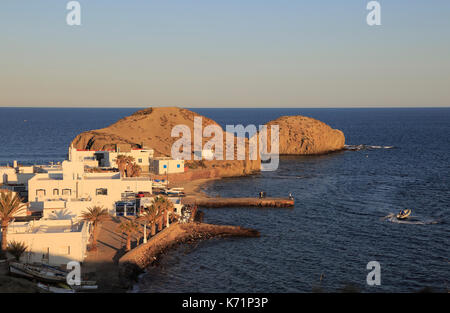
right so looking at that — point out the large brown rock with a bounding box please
[265,115,345,155]
[71,107,261,177]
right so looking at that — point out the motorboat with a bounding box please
[9,262,67,284]
[396,209,412,220]
[37,282,75,293]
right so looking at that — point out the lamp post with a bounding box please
[166,165,169,189]
[143,223,147,244]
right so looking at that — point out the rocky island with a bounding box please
[265,115,345,155]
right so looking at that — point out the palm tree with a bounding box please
[124,156,136,177]
[118,219,139,251]
[116,155,128,177]
[0,190,27,257]
[128,163,142,177]
[7,240,28,261]
[139,204,163,242]
[81,206,110,251]
[153,196,175,229]
[117,155,137,177]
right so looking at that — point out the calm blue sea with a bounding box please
[0,107,449,292]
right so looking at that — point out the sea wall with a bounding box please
[118,222,260,286]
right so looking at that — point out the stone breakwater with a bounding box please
[118,222,260,287]
[185,197,295,208]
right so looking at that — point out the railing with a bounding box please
[121,177,151,181]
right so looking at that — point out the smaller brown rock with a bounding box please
[266,115,345,155]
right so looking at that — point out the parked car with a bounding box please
[137,191,151,198]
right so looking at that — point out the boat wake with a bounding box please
[345,144,395,151]
[382,213,442,225]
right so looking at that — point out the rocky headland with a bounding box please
[71,107,345,179]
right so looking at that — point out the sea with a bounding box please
[0,107,448,292]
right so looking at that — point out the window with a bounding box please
[60,246,70,255]
[138,158,143,163]
[62,189,71,196]
[163,164,167,169]
[42,248,49,262]
[53,189,59,196]
[36,189,46,197]
[96,188,108,195]
[177,164,180,168]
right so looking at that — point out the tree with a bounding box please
[140,204,162,238]
[81,206,110,251]
[117,155,137,177]
[153,196,176,229]
[128,163,142,178]
[116,155,128,177]
[7,240,28,261]
[124,157,136,177]
[0,190,27,257]
[118,219,139,251]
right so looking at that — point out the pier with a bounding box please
[183,197,294,208]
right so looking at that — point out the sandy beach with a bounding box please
[173,177,219,199]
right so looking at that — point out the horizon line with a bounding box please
[0,106,449,109]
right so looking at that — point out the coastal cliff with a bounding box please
[265,115,345,155]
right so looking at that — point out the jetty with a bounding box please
[183,197,294,208]
[118,222,260,284]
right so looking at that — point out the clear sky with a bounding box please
[1,0,449,108]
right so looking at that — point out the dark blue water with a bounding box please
[0,108,138,166]
[0,107,448,292]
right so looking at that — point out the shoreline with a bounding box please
[82,176,257,292]
[175,177,219,199]
[2,175,272,292]
[118,222,260,290]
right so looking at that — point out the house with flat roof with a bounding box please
[28,159,153,215]
[6,219,89,265]
[149,157,185,175]
[98,149,155,172]
[68,145,155,172]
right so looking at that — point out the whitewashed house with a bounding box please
[28,159,153,215]
[149,157,185,175]
[7,219,89,266]
[98,148,155,172]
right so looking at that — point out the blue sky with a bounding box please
[1,0,449,107]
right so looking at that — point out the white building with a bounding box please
[68,148,99,168]
[6,219,89,266]
[0,166,16,184]
[0,163,61,200]
[0,164,40,187]
[194,149,214,160]
[149,158,185,175]
[28,160,153,215]
[98,149,155,172]
[68,145,155,172]
[35,199,94,221]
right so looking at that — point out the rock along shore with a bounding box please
[118,222,260,288]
